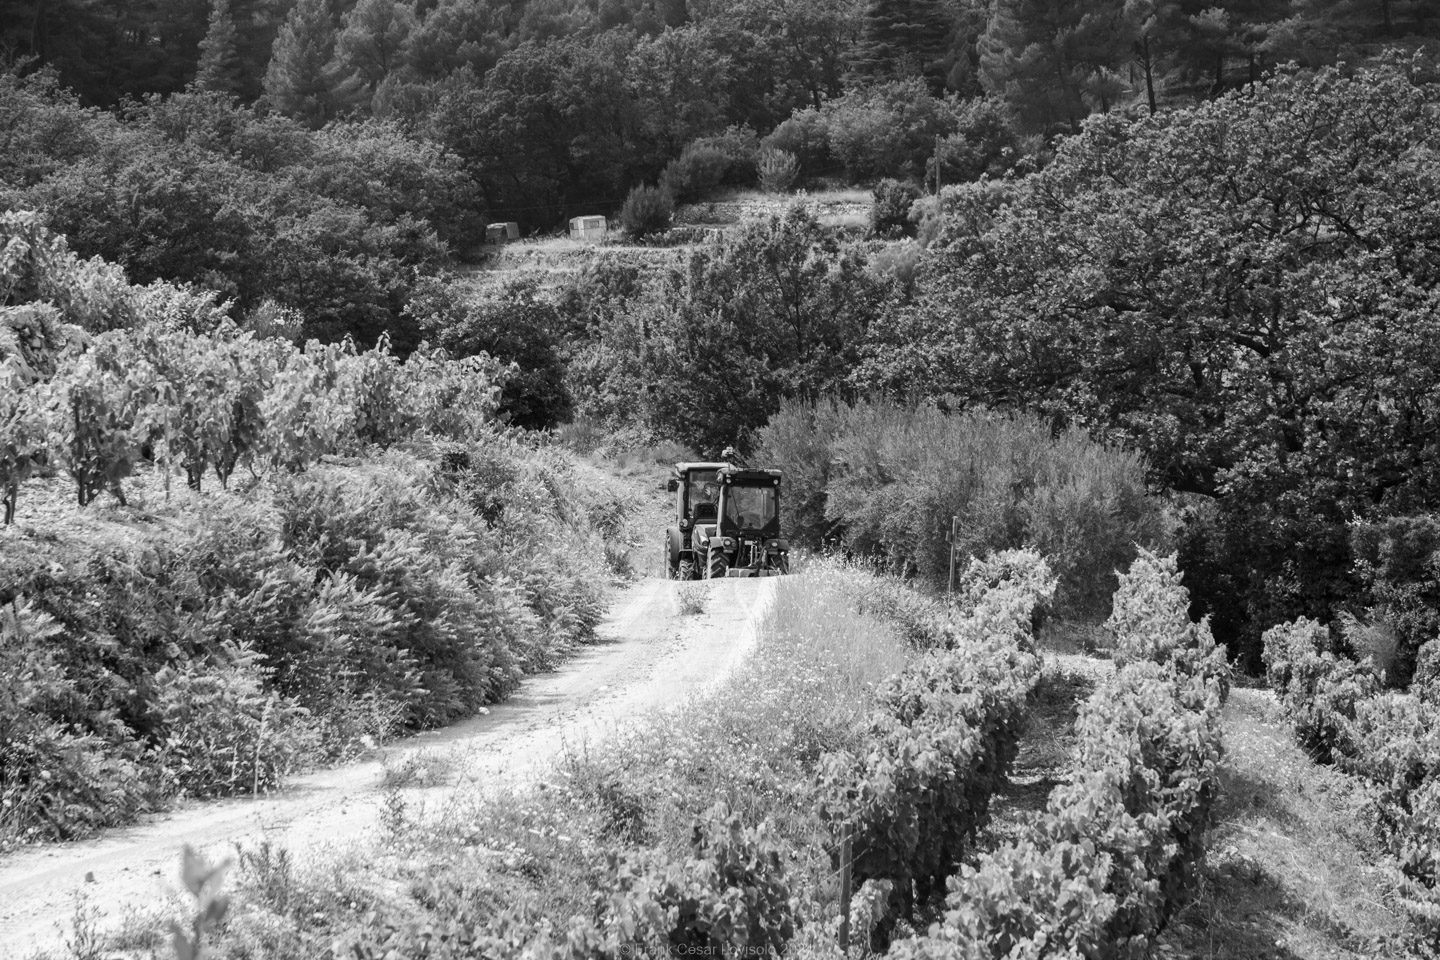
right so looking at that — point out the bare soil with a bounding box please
[0,573,776,957]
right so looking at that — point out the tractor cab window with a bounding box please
[687,470,721,519]
[724,484,777,531]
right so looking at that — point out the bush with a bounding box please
[619,184,674,239]
[1350,514,1440,686]
[757,147,799,194]
[150,655,318,799]
[870,179,922,238]
[754,398,1170,620]
[930,97,1022,184]
[691,125,760,186]
[759,112,828,176]
[659,142,731,202]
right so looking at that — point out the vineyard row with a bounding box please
[1265,617,1440,953]
[1,313,506,522]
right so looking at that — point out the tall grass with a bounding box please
[755,397,1171,619]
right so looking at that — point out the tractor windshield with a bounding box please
[723,484,778,532]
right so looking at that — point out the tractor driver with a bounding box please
[689,476,721,520]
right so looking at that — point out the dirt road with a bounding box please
[0,574,777,957]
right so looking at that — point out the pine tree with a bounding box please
[851,0,955,92]
[336,0,416,92]
[979,0,1132,134]
[262,0,365,126]
[195,0,245,95]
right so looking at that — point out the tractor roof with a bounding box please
[719,466,782,483]
[673,461,730,474]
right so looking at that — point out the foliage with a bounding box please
[1265,610,1440,950]
[0,601,156,848]
[619,184,674,239]
[2,402,626,847]
[1350,514,1440,686]
[754,398,1169,618]
[407,276,572,429]
[606,806,797,959]
[817,552,1054,935]
[890,551,1226,959]
[150,652,318,798]
[870,178,921,238]
[568,204,885,455]
[1262,618,1379,763]
[757,147,799,193]
[930,97,1022,184]
[1106,548,1229,694]
[864,56,1440,663]
[660,142,732,202]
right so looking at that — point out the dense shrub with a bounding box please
[0,601,158,846]
[755,398,1170,619]
[406,276,573,429]
[659,142,732,202]
[690,125,760,186]
[870,178,921,238]
[0,77,466,348]
[757,147,799,193]
[764,80,961,184]
[1350,514,1440,686]
[150,654,318,799]
[930,97,1022,184]
[619,184,674,238]
[1,431,625,844]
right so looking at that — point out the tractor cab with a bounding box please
[664,462,789,580]
[714,467,781,541]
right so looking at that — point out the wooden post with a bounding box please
[946,515,959,598]
[839,824,853,953]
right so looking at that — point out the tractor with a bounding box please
[665,462,790,579]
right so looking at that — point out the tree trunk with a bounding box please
[1143,35,1157,115]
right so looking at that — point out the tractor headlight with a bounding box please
[721,538,734,548]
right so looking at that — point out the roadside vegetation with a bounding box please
[0,212,637,850]
[30,546,1241,960]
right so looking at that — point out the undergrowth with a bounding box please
[0,434,639,850]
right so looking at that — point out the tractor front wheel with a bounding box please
[706,545,729,580]
[678,558,695,581]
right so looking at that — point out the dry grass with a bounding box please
[1159,688,1408,959]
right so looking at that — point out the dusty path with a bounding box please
[0,574,776,957]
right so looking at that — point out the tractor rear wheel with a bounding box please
[707,545,729,580]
